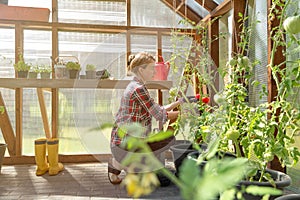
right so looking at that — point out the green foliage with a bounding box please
[29,65,39,73]
[66,61,81,70]
[39,64,52,73]
[170,0,300,187]
[13,54,30,71]
[112,123,254,200]
[86,64,96,71]
[179,154,250,200]
[0,106,4,114]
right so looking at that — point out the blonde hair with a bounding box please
[127,52,155,75]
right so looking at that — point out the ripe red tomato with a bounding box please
[195,94,200,100]
[202,97,210,104]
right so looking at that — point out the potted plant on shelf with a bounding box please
[85,64,96,79]
[39,64,52,79]
[13,54,31,78]
[28,64,39,79]
[66,61,81,79]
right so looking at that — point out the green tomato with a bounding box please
[213,93,226,105]
[283,15,300,34]
[226,129,240,141]
[264,152,274,162]
[229,58,237,67]
[241,56,250,67]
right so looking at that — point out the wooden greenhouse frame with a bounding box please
[0,0,286,173]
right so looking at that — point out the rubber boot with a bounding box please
[47,138,64,176]
[34,138,49,176]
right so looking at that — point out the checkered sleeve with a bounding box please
[133,86,167,124]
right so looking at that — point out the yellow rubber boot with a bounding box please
[47,138,64,176]
[34,138,49,176]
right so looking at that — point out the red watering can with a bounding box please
[153,55,170,81]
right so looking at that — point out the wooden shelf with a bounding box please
[0,78,172,90]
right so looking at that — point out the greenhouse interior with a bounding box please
[0,0,300,199]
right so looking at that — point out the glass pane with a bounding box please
[248,0,268,107]
[58,0,126,25]
[22,30,52,155]
[162,34,194,97]
[131,0,190,28]
[58,31,126,154]
[0,28,15,78]
[58,31,126,78]
[0,28,15,154]
[213,0,225,4]
[24,30,52,70]
[187,0,209,18]
[130,34,157,54]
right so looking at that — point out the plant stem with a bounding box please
[234,139,242,157]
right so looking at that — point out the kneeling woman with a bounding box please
[108,52,182,185]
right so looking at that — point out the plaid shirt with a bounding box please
[111,77,167,146]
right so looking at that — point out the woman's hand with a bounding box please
[167,111,180,121]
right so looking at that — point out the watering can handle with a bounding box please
[157,55,164,62]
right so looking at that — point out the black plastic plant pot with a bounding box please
[274,194,300,200]
[170,141,207,175]
[238,169,292,200]
[187,151,237,172]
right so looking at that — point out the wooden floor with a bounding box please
[0,161,181,200]
[0,161,299,200]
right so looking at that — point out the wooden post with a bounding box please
[37,88,51,139]
[0,92,16,156]
[208,17,219,106]
[52,0,58,22]
[15,24,23,156]
[267,0,286,173]
[52,26,58,139]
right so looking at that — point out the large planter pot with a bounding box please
[170,140,207,175]
[187,151,291,200]
[238,169,292,200]
[0,143,7,174]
